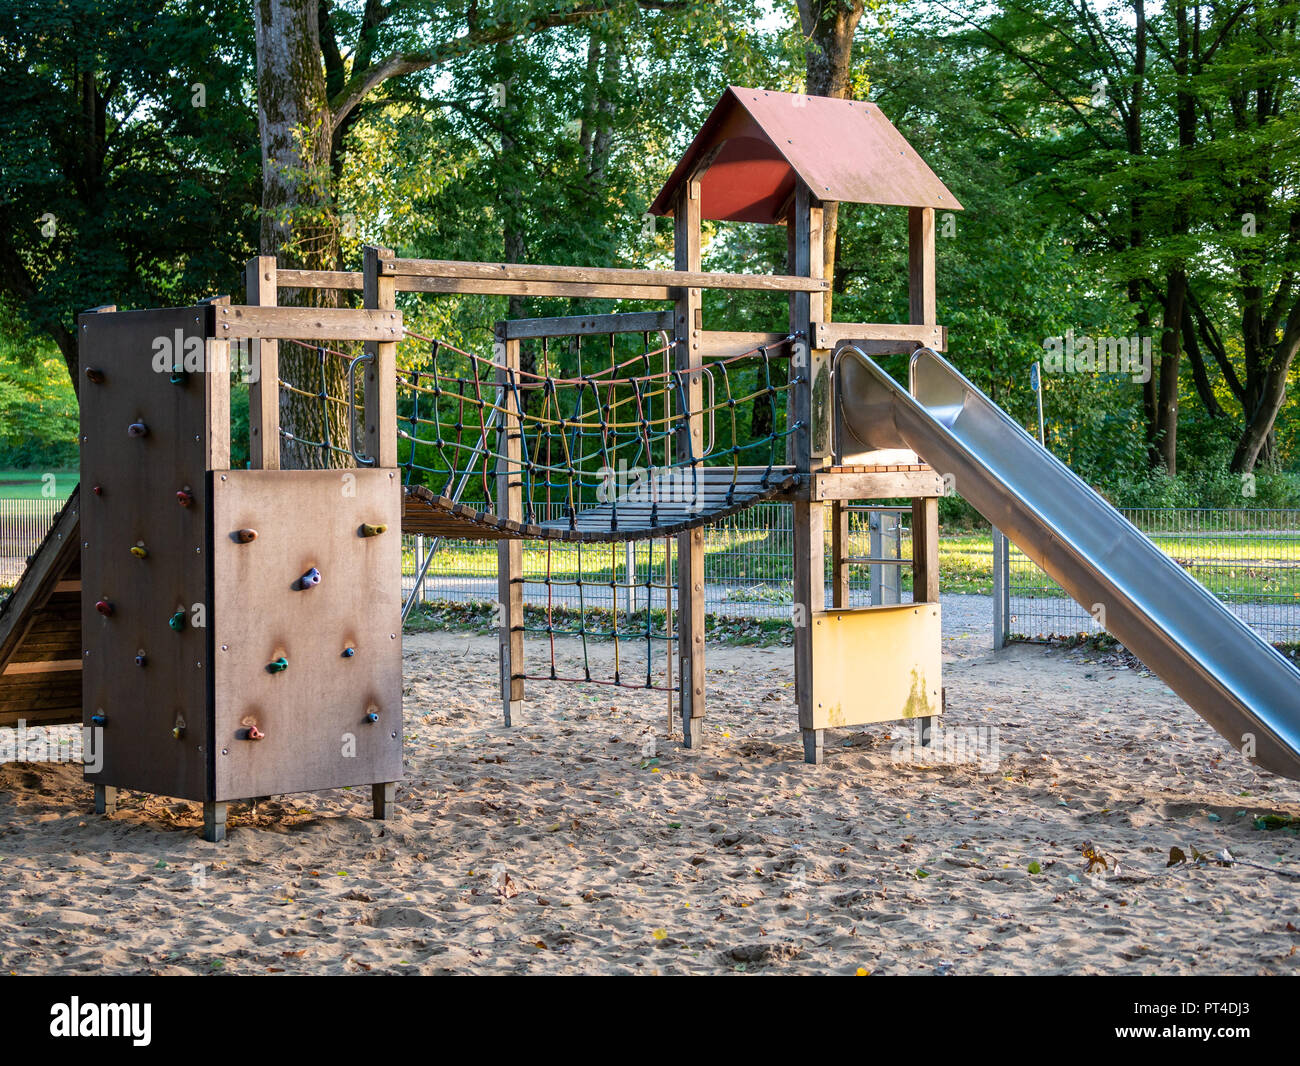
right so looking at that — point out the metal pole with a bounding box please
[992,527,1009,650]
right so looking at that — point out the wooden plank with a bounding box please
[276,269,365,292]
[209,304,403,342]
[3,659,81,675]
[395,275,673,301]
[211,469,402,802]
[363,247,399,468]
[246,256,281,470]
[815,321,946,352]
[909,207,937,327]
[499,311,674,341]
[496,332,525,724]
[383,257,829,293]
[693,331,791,359]
[812,470,946,500]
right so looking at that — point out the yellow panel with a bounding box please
[810,603,941,729]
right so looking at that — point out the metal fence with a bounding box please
[0,499,64,588]
[401,501,908,620]
[994,508,1300,646]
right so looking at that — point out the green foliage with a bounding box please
[0,340,77,468]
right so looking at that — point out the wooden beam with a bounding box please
[362,246,399,468]
[382,257,830,293]
[693,331,791,359]
[498,311,674,341]
[814,321,946,352]
[245,256,280,470]
[397,275,673,301]
[208,304,402,341]
[276,269,365,291]
[811,470,946,500]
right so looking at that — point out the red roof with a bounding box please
[650,86,961,223]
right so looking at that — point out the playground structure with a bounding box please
[1,86,1298,841]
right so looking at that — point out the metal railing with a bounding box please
[993,508,1300,646]
[0,498,65,589]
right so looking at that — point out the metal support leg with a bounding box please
[372,782,395,820]
[203,801,228,842]
[93,784,117,816]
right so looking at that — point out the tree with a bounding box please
[0,0,258,385]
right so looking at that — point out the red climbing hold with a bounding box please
[235,528,258,544]
[84,367,106,384]
[176,488,194,507]
[247,725,265,741]
[95,600,114,617]
[92,485,103,496]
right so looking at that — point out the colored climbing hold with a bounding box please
[246,724,265,741]
[92,484,103,496]
[235,528,258,544]
[135,651,147,667]
[176,488,194,507]
[84,367,106,384]
[170,370,188,386]
[360,523,388,538]
[90,713,107,727]
[130,542,148,559]
[364,711,379,724]
[342,646,355,658]
[127,421,149,438]
[266,656,288,674]
[297,567,322,589]
[171,724,186,739]
[168,610,186,632]
[95,600,114,617]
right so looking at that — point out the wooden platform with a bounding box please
[402,466,800,542]
[0,489,82,728]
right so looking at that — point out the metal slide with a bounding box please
[837,345,1300,780]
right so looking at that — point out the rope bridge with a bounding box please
[274,328,804,542]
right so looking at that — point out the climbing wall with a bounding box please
[79,308,216,801]
[211,469,402,800]
[78,306,403,808]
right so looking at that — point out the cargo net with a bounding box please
[274,327,802,694]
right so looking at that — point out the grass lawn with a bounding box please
[0,470,77,501]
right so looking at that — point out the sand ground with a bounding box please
[2,628,1299,975]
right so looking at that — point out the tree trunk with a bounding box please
[796,0,865,323]
[254,0,347,468]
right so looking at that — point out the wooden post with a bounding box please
[362,246,399,468]
[911,496,940,604]
[674,180,707,747]
[245,256,280,469]
[909,208,937,327]
[790,182,828,763]
[496,328,524,725]
[910,207,939,744]
[831,501,850,608]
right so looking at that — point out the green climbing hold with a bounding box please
[267,656,288,674]
[168,610,185,632]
